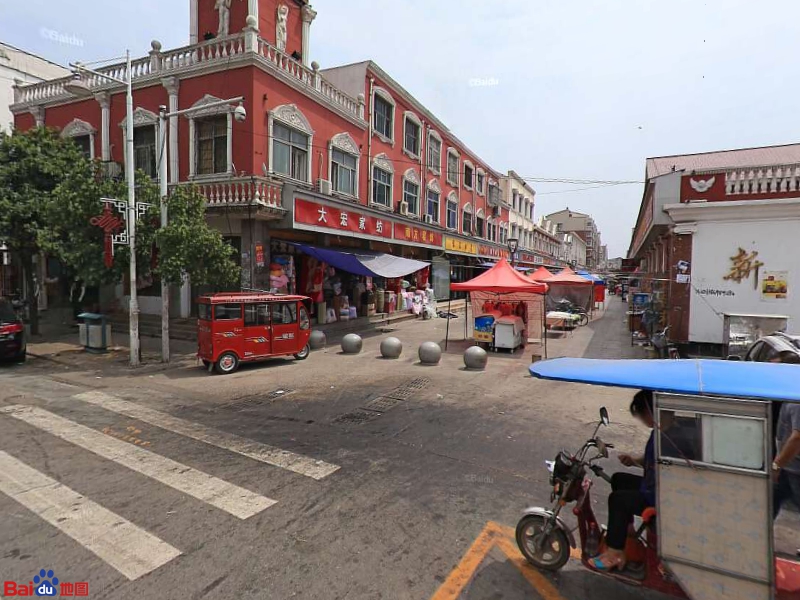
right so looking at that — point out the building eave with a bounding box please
[664,197,800,223]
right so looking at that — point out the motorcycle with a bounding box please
[515,407,686,596]
[651,326,680,359]
[553,299,589,327]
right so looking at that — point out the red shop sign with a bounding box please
[295,198,393,239]
[394,224,443,247]
[479,245,509,259]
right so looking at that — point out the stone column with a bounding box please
[248,0,259,27]
[301,5,317,67]
[161,77,180,183]
[190,0,199,44]
[94,92,111,162]
[30,106,44,127]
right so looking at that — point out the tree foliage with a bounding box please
[0,127,240,323]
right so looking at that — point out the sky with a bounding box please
[3,0,800,257]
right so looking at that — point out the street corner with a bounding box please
[430,521,579,600]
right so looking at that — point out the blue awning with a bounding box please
[577,270,605,284]
[529,358,800,402]
[290,244,429,278]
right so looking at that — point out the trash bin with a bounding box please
[77,312,112,353]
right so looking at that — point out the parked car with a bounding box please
[0,298,26,363]
[743,332,800,364]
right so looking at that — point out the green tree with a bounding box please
[154,185,240,288]
[0,127,89,334]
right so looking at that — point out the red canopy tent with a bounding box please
[543,267,593,312]
[448,259,549,355]
[529,266,554,282]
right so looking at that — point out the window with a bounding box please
[73,135,92,159]
[463,207,473,235]
[331,148,357,196]
[426,189,440,222]
[373,167,392,207]
[374,94,394,140]
[476,213,485,238]
[133,126,157,178]
[270,303,297,324]
[447,150,459,186]
[477,171,485,195]
[198,303,211,321]
[195,116,228,175]
[464,163,474,189]
[244,304,270,326]
[299,305,310,330]
[403,179,419,215]
[273,122,310,182]
[404,115,420,156]
[427,132,441,174]
[447,198,458,229]
[214,304,242,320]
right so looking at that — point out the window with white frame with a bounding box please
[133,126,157,178]
[403,112,421,157]
[373,89,394,141]
[331,149,357,196]
[463,204,473,235]
[426,180,441,222]
[329,132,360,198]
[427,131,442,174]
[464,162,474,190]
[476,209,485,238]
[196,116,228,175]
[402,169,421,215]
[372,153,394,208]
[268,104,313,182]
[61,118,96,160]
[446,148,459,187]
[476,169,485,195]
[446,194,458,230]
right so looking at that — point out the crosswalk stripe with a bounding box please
[0,450,181,580]
[73,390,340,480]
[0,405,276,519]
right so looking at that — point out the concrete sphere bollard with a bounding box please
[380,337,403,359]
[418,341,442,365]
[341,333,363,354]
[309,330,326,350]
[464,345,489,370]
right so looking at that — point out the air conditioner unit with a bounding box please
[424,214,433,225]
[398,201,409,216]
[317,179,331,195]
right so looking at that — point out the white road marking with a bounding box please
[73,390,340,480]
[0,405,276,519]
[0,450,181,580]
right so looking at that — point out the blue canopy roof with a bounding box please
[529,358,800,402]
[290,244,429,278]
[576,270,605,284]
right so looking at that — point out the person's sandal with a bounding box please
[589,555,626,572]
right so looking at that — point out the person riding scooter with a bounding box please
[590,390,655,571]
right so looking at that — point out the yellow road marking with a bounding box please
[430,521,572,600]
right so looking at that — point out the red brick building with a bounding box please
[11,0,510,316]
[628,144,800,351]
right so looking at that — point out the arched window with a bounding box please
[373,87,395,143]
[329,132,360,198]
[61,118,96,160]
[426,179,441,223]
[475,208,486,238]
[269,103,314,183]
[402,168,420,215]
[446,192,459,230]
[462,203,473,236]
[372,153,394,208]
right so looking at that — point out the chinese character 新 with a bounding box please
[340,211,348,227]
[359,216,367,230]
[723,247,764,284]
[317,206,327,223]
[376,220,383,234]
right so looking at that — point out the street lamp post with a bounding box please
[67,51,140,367]
[507,237,519,269]
[156,97,246,362]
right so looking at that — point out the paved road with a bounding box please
[0,299,674,600]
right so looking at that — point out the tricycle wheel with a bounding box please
[516,515,571,571]
[294,344,310,360]
[214,352,239,374]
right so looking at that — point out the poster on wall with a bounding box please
[761,271,789,301]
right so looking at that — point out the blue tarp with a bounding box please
[529,358,800,402]
[291,244,429,278]
[577,270,605,284]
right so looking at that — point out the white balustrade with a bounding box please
[174,177,284,210]
[725,165,800,196]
